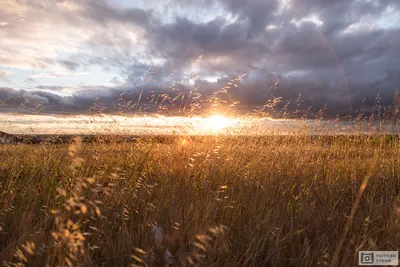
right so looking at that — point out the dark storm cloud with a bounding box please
[114,0,399,116]
[146,18,263,71]
[23,92,50,105]
[81,0,153,27]
[218,0,279,36]
[108,0,400,82]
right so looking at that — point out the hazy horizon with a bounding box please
[1,113,398,136]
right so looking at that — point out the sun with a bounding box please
[204,115,237,132]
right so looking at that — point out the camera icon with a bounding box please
[360,252,374,264]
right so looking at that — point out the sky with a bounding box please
[0,0,400,117]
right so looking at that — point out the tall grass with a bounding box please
[1,62,400,266]
[1,134,399,266]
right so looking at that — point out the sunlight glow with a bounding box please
[203,115,238,132]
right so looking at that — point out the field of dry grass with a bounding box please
[0,134,400,266]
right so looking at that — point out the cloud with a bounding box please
[58,60,80,71]
[0,0,399,117]
[23,92,50,105]
[24,77,37,83]
[0,69,399,118]
[0,70,12,83]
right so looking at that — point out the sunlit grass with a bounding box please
[0,134,399,266]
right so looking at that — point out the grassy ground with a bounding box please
[0,135,400,266]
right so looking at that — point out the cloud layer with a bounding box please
[0,0,399,117]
